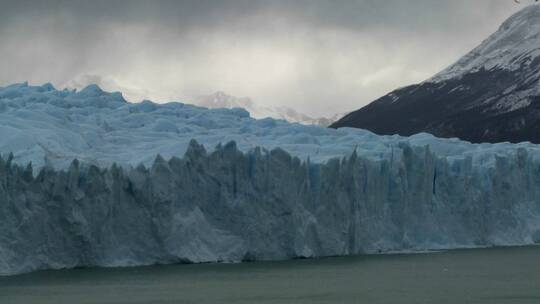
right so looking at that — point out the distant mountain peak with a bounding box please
[192,91,345,127]
[194,91,255,110]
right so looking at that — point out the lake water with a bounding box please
[1,246,540,304]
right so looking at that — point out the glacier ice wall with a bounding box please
[2,140,540,275]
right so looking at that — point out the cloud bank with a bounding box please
[0,0,523,116]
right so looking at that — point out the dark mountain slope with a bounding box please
[332,4,540,144]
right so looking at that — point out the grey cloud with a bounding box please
[0,0,524,116]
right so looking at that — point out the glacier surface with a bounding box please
[1,82,540,170]
[1,83,540,275]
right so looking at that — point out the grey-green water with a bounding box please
[1,246,540,304]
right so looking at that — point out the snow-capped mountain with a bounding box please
[62,76,344,127]
[192,91,344,127]
[332,4,540,144]
[431,4,540,83]
[3,83,540,275]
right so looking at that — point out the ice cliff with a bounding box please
[1,83,540,275]
[1,140,540,275]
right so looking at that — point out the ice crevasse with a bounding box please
[1,83,540,275]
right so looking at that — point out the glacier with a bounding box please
[1,83,540,275]
[2,82,540,171]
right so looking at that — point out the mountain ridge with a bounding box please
[332,4,540,144]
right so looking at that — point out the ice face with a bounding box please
[1,140,540,275]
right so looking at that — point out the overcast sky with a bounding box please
[0,0,525,116]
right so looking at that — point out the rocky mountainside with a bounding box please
[332,4,540,144]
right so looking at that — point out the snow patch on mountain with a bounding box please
[431,4,540,83]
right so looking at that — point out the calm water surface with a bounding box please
[1,246,540,304]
